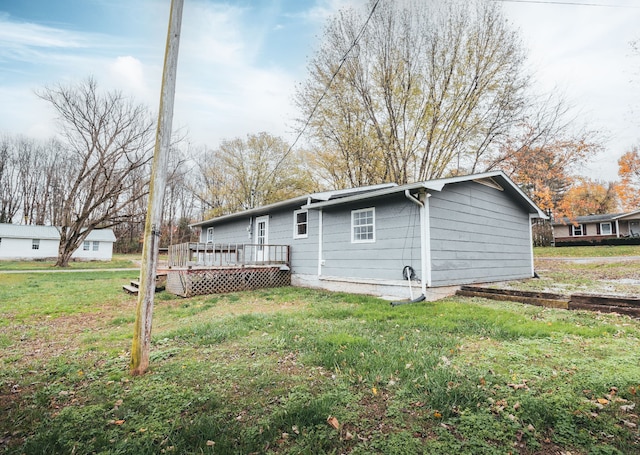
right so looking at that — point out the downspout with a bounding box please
[404,190,430,294]
[421,192,432,290]
[317,209,323,277]
[529,213,535,277]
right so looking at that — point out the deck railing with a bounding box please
[168,242,290,269]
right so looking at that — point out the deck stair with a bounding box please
[122,273,167,295]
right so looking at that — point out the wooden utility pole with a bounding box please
[131,0,184,376]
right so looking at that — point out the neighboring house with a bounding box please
[0,224,117,261]
[552,210,640,246]
[189,171,547,300]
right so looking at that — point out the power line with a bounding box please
[281,0,380,162]
[496,0,640,8]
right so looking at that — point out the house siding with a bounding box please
[0,238,59,260]
[320,194,422,281]
[0,226,115,261]
[429,182,532,286]
[198,207,320,275]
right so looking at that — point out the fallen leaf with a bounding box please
[597,398,609,405]
[114,420,125,425]
[327,416,340,430]
[206,440,215,446]
[507,383,528,390]
[372,387,378,396]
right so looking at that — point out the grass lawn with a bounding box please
[535,245,640,258]
[0,254,139,271]
[1,264,640,453]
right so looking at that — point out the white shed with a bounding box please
[0,224,117,261]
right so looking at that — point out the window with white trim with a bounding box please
[83,241,90,251]
[572,224,585,236]
[352,207,375,243]
[206,227,214,243]
[32,239,40,250]
[92,241,100,251]
[293,209,308,239]
[600,222,612,235]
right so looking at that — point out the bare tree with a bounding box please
[196,132,317,217]
[296,0,529,185]
[0,136,22,223]
[37,78,155,267]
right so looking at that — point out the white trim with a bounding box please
[293,209,308,239]
[255,215,269,244]
[351,207,375,243]
[600,222,612,236]
[421,193,432,289]
[317,209,323,276]
[255,215,269,262]
[206,227,214,242]
[305,171,547,219]
[529,213,535,277]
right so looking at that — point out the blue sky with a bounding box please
[1,0,639,181]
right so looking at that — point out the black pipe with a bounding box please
[391,294,426,307]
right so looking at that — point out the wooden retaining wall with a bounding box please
[456,286,640,318]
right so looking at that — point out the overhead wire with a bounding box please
[261,0,381,189]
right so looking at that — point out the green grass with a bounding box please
[1,272,640,454]
[535,245,640,257]
[0,254,139,270]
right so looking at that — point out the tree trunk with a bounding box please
[55,244,73,267]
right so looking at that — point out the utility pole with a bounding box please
[131,0,184,376]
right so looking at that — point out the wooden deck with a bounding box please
[163,243,292,297]
[168,242,290,269]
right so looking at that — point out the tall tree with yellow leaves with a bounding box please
[617,147,640,210]
[556,179,620,219]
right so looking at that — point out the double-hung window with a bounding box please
[600,222,612,235]
[83,241,90,251]
[206,227,214,243]
[92,241,100,251]
[352,207,375,243]
[571,224,585,236]
[32,239,40,250]
[293,209,308,239]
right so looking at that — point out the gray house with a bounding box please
[188,171,546,300]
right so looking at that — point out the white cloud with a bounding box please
[0,15,89,50]
[108,56,150,98]
[300,0,364,23]
[503,1,640,181]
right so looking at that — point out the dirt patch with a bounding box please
[3,301,136,368]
